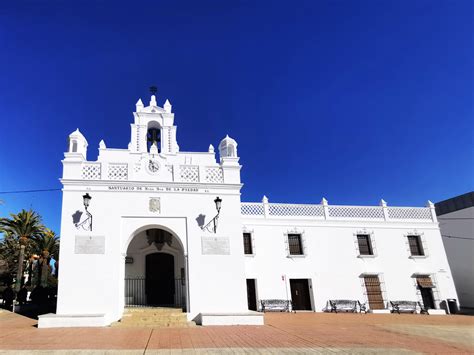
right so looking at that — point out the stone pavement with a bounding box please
[0,309,473,354]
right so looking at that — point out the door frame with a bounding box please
[289,278,313,311]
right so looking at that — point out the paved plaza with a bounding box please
[0,310,473,354]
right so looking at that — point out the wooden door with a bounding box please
[420,287,435,309]
[290,279,312,310]
[146,253,175,305]
[364,275,384,310]
[246,279,257,311]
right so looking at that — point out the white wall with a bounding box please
[438,207,474,309]
[242,219,458,312]
[56,186,249,324]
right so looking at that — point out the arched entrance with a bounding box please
[124,227,186,309]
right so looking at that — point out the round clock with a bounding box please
[148,159,160,173]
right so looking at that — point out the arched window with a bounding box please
[71,140,78,153]
[147,121,161,153]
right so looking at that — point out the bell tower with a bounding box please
[130,87,179,155]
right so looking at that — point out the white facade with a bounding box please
[436,192,474,311]
[39,93,458,327]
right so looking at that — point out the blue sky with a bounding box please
[0,0,472,233]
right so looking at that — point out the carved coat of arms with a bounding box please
[149,198,160,213]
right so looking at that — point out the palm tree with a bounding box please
[0,210,45,291]
[31,229,60,257]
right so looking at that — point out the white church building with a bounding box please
[39,92,458,327]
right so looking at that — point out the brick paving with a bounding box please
[0,309,473,353]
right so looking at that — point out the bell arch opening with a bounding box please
[124,227,186,310]
[146,120,161,153]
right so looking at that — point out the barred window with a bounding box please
[288,234,303,255]
[357,234,373,255]
[243,233,253,255]
[408,235,424,256]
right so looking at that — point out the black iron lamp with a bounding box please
[83,193,92,209]
[214,196,222,213]
[76,193,93,231]
[202,197,223,233]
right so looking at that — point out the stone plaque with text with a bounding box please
[75,235,105,254]
[201,236,230,255]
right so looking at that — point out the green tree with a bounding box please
[0,210,45,291]
[31,229,60,258]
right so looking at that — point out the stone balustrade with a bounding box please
[80,163,224,183]
[241,198,436,222]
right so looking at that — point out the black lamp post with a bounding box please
[202,197,222,233]
[76,193,93,231]
[214,196,222,213]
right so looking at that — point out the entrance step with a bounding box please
[111,307,196,328]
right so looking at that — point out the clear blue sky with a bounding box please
[0,0,472,234]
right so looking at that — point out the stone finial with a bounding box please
[150,95,157,106]
[136,99,144,112]
[426,200,435,208]
[164,99,172,113]
[321,197,328,205]
[262,195,269,204]
[379,199,387,207]
[99,140,106,149]
[208,144,215,153]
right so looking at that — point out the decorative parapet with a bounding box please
[108,163,128,180]
[241,198,435,222]
[81,163,102,180]
[179,165,199,183]
[204,167,224,183]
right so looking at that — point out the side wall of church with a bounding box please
[242,220,458,312]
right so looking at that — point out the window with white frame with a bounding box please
[357,234,373,256]
[288,234,303,255]
[354,230,377,257]
[407,235,424,256]
[243,232,253,255]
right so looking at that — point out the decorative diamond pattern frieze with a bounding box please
[81,163,101,180]
[328,206,384,219]
[387,207,432,220]
[241,203,265,215]
[179,165,199,183]
[205,167,224,183]
[108,164,128,180]
[268,204,324,217]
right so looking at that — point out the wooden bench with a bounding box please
[389,301,418,314]
[260,299,292,312]
[328,300,358,313]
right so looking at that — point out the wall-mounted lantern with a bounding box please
[75,193,93,231]
[202,196,222,233]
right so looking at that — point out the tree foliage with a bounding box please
[0,209,59,283]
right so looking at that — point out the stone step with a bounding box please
[121,318,188,324]
[111,321,196,328]
[112,307,193,328]
[125,307,183,313]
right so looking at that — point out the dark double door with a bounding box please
[290,279,312,310]
[146,253,175,305]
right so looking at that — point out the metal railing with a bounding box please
[125,277,186,309]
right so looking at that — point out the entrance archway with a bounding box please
[124,227,186,309]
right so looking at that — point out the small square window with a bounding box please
[357,234,373,256]
[288,234,303,255]
[243,233,253,255]
[408,235,424,256]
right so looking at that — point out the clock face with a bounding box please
[148,159,160,173]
